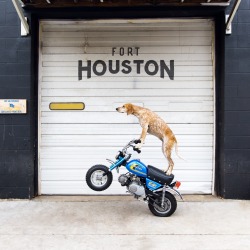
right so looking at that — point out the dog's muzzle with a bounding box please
[116,107,123,112]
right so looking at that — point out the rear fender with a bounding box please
[167,187,183,201]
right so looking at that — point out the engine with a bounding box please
[118,174,145,197]
[118,174,130,186]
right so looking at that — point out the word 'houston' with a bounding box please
[78,60,174,80]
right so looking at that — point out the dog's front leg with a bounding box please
[135,125,148,149]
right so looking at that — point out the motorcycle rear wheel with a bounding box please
[148,192,177,217]
[86,165,113,191]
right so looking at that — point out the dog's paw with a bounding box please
[134,143,143,149]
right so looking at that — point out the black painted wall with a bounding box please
[222,0,250,199]
[0,0,249,199]
[0,0,34,198]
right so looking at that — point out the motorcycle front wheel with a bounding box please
[86,165,113,191]
[148,192,177,217]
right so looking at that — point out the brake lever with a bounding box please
[133,146,141,154]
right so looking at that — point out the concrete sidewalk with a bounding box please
[0,196,249,250]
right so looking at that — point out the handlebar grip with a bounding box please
[133,146,141,154]
[134,139,141,144]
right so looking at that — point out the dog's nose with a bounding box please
[116,108,119,111]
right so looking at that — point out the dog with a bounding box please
[116,103,181,175]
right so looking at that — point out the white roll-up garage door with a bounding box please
[39,19,215,195]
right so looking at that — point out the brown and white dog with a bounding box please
[116,103,181,175]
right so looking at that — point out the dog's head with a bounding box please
[116,103,134,115]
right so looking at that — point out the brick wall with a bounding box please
[223,0,250,199]
[0,0,34,198]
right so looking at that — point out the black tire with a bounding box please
[148,192,177,217]
[86,165,113,191]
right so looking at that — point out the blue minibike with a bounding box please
[86,139,183,217]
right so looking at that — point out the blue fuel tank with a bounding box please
[126,159,147,177]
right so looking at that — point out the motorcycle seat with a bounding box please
[147,165,174,185]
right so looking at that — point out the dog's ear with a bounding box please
[126,103,134,115]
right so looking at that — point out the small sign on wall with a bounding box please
[0,99,27,114]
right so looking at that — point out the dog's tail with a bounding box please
[174,142,185,161]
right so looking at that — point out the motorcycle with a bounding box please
[85,139,183,217]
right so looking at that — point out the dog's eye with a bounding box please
[122,105,125,108]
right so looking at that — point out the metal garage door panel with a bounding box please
[39,19,215,195]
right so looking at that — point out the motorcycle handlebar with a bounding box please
[122,139,142,154]
[134,139,141,144]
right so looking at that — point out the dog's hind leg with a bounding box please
[162,139,175,175]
